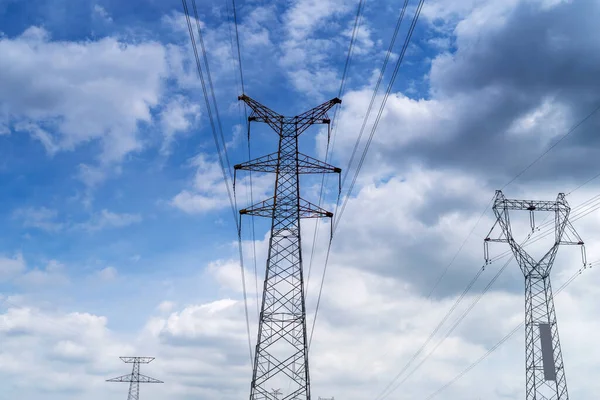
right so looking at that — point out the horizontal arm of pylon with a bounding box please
[238,94,341,137]
[493,197,568,212]
[106,373,163,383]
[107,374,134,382]
[119,357,155,363]
[293,97,341,136]
[136,374,163,383]
[234,152,341,174]
[238,94,283,134]
[240,197,333,219]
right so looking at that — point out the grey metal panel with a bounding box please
[539,323,557,381]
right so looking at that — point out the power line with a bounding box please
[380,258,513,400]
[225,0,260,317]
[306,0,364,302]
[502,102,600,189]
[424,262,593,400]
[338,0,411,197]
[190,0,234,182]
[370,101,600,393]
[181,0,253,365]
[334,0,425,234]
[372,187,600,400]
[309,0,425,349]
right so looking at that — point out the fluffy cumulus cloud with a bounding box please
[170,153,273,214]
[0,247,598,400]
[0,27,168,163]
[332,0,600,186]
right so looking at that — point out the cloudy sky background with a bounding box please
[1,0,600,399]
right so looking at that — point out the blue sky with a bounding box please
[1,0,600,399]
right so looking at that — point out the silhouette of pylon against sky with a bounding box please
[484,190,586,400]
[234,94,342,400]
[107,357,163,400]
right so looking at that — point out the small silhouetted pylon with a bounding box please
[107,357,163,400]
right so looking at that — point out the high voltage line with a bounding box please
[180,0,254,366]
[180,1,600,399]
[424,261,594,400]
[373,189,600,400]
[309,0,426,350]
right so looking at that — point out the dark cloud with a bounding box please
[337,0,600,188]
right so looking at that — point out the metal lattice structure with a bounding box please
[484,190,586,400]
[235,94,342,400]
[107,357,163,400]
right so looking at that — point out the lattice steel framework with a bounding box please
[484,190,586,400]
[107,357,163,400]
[235,94,342,400]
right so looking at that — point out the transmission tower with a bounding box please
[484,190,586,400]
[107,357,163,400]
[235,94,342,400]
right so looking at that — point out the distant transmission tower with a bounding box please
[484,190,586,400]
[235,94,342,400]
[107,357,163,400]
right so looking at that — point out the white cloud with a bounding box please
[17,260,69,287]
[96,266,118,281]
[170,153,273,214]
[206,259,258,294]
[157,301,176,314]
[76,210,142,232]
[0,26,174,187]
[0,254,26,282]
[159,95,201,155]
[12,206,63,232]
[93,5,113,23]
[14,121,60,155]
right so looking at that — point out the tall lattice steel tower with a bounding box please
[107,357,163,400]
[484,190,586,400]
[235,94,342,400]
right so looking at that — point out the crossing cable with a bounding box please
[376,190,600,400]
[337,0,410,198]
[373,200,577,400]
[225,0,261,316]
[334,0,425,234]
[379,258,514,400]
[370,100,600,397]
[190,0,235,182]
[306,0,365,301]
[181,0,253,365]
[309,0,424,348]
[423,261,594,400]
[502,102,600,190]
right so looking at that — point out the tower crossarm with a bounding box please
[106,374,163,384]
[239,94,284,134]
[136,374,164,383]
[291,97,342,136]
[107,356,163,400]
[235,152,341,175]
[119,357,155,364]
[107,374,135,383]
[239,94,341,137]
[492,190,570,213]
[240,197,333,219]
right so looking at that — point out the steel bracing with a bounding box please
[485,190,586,400]
[235,94,342,400]
[107,357,163,400]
